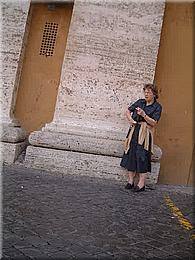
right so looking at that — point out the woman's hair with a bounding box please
[143,83,159,99]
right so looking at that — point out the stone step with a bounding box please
[29,129,162,161]
[24,145,160,184]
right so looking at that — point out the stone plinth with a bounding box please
[0,123,28,164]
[25,144,162,184]
[24,0,165,183]
[25,126,162,184]
[28,127,162,160]
[0,140,28,165]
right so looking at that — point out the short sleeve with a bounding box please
[151,104,162,122]
[128,99,141,112]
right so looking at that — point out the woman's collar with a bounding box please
[145,98,156,106]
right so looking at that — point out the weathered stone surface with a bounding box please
[29,128,126,157]
[0,140,28,164]
[25,145,161,184]
[25,145,126,180]
[44,118,126,140]
[0,124,27,143]
[50,0,165,132]
[29,128,162,163]
[150,162,161,184]
[0,0,31,123]
[152,145,162,161]
[0,1,30,163]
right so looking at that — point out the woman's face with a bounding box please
[144,88,155,102]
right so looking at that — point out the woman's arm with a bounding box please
[125,110,137,125]
[136,107,157,127]
[143,114,157,127]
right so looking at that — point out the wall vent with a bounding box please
[39,22,58,57]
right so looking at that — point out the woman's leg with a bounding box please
[127,171,136,184]
[137,172,147,188]
[125,171,136,189]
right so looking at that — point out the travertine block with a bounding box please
[0,140,28,164]
[24,145,161,184]
[0,0,31,122]
[0,124,27,143]
[29,128,162,161]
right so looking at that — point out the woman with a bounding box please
[120,83,162,192]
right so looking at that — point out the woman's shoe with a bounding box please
[133,185,145,192]
[125,182,134,189]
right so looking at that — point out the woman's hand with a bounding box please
[125,110,137,125]
[129,119,137,125]
[136,107,157,127]
[136,107,146,117]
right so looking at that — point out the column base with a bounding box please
[24,127,162,184]
[0,122,28,164]
[0,140,28,164]
[24,145,161,184]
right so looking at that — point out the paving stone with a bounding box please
[2,257,31,260]
[16,247,46,259]
[2,246,27,258]
[2,164,194,260]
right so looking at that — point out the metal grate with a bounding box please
[39,22,58,57]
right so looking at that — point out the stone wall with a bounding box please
[0,1,30,164]
[0,0,31,123]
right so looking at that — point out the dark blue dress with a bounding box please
[120,99,162,173]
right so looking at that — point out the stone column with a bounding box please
[0,1,31,163]
[26,0,164,183]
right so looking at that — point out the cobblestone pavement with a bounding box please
[1,164,194,260]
